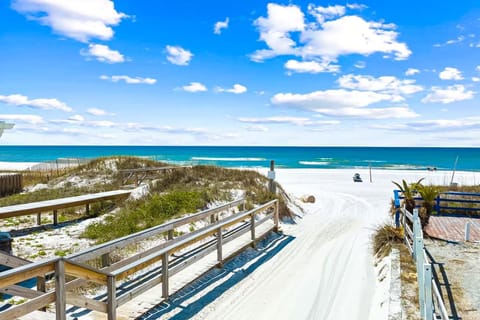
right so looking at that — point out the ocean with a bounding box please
[0,146,479,171]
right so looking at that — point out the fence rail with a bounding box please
[0,198,279,320]
[400,207,449,320]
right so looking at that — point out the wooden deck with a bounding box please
[0,190,132,226]
[425,215,480,242]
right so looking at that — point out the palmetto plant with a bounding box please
[392,178,424,213]
[417,184,439,226]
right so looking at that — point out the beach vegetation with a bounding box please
[416,184,439,227]
[372,223,404,258]
[392,178,424,213]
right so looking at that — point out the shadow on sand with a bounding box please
[138,232,295,320]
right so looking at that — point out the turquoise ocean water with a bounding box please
[0,146,479,171]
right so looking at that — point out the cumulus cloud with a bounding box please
[182,82,207,92]
[272,89,401,110]
[214,17,229,34]
[100,75,156,84]
[0,94,72,112]
[166,45,193,66]
[439,67,463,80]
[245,125,269,132]
[87,108,114,116]
[422,85,474,104]
[405,68,420,76]
[314,106,418,119]
[373,117,480,132]
[82,44,125,63]
[0,114,44,124]
[12,0,127,42]
[337,74,423,95]
[284,59,340,73]
[251,3,410,63]
[216,84,247,94]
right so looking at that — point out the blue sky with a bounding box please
[1,0,480,146]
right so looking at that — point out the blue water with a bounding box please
[0,146,479,171]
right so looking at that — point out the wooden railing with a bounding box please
[0,198,279,320]
[400,207,449,320]
[0,190,132,226]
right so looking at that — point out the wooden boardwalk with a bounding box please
[425,216,480,242]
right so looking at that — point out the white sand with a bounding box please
[0,161,38,171]
[194,168,480,320]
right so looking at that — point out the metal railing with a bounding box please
[0,198,279,320]
[401,207,449,320]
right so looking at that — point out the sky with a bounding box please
[1,0,480,146]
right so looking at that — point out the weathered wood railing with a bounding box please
[0,198,279,320]
[400,207,449,320]
[0,190,132,226]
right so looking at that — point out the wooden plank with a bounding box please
[55,260,66,320]
[0,262,55,289]
[0,285,43,299]
[116,274,163,307]
[69,198,244,263]
[216,227,223,264]
[106,276,116,320]
[0,292,55,320]
[0,190,132,218]
[66,292,107,313]
[64,261,107,285]
[161,254,168,298]
[0,251,32,268]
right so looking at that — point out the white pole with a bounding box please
[465,222,471,242]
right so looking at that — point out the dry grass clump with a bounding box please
[372,223,404,258]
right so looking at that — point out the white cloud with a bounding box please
[337,74,423,95]
[439,67,463,80]
[69,114,84,122]
[374,118,480,132]
[82,44,125,63]
[405,68,420,76]
[166,45,193,66]
[182,82,207,92]
[89,120,115,127]
[354,61,366,69]
[0,114,44,124]
[434,35,465,47]
[245,125,269,132]
[87,108,113,116]
[271,89,400,110]
[472,77,480,82]
[314,106,418,119]
[346,4,368,10]
[100,75,156,84]
[216,84,247,94]
[308,4,345,23]
[214,17,229,34]
[238,116,339,126]
[284,59,340,73]
[422,85,474,104]
[0,94,72,112]
[251,4,411,62]
[12,0,127,42]
[476,65,480,72]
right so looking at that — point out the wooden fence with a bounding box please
[400,207,449,320]
[0,198,279,320]
[0,174,22,197]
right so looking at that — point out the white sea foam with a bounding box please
[191,157,266,161]
[299,161,330,166]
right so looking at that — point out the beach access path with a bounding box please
[191,169,480,320]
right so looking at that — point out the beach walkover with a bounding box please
[0,190,132,227]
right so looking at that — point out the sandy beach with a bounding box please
[1,165,479,319]
[191,168,480,320]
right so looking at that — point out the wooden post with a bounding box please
[435,195,441,214]
[268,160,276,194]
[168,229,174,240]
[37,276,46,311]
[101,253,110,267]
[55,259,66,320]
[423,263,433,320]
[107,276,116,320]
[216,227,223,266]
[465,222,471,242]
[273,201,279,232]
[37,213,42,226]
[162,253,169,298]
[250,213,256,248]
[416,237,425,317]
[86,203,90,216]
[53,209,58,226]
